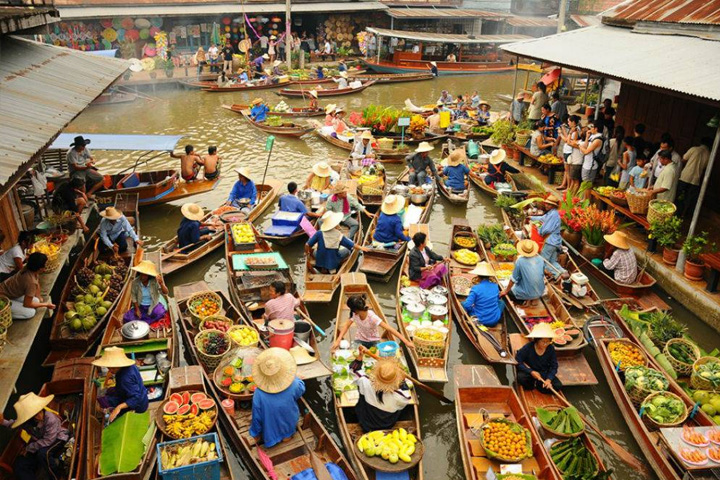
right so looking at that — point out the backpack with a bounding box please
[590,133,607,166]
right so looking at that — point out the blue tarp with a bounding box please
[50,134,184,152]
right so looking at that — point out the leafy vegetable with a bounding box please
[495,195,517,211]
[642,394,685,425]
[536,406,585,435]
[492,243,517,258]
[476,224,508,248]
[99,411,152,476]
[624,366,669,393]
[648,311,686,345]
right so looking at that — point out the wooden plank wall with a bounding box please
[0,194,21,250]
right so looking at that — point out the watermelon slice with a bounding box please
[169,393,183,405]
[163,401,179,415]
[554,337,567,345]
[566,328,581,338]
[198,399,216,410]
[181,391,191,406]
[563,334,572,342]
[554,328,566,336]
[178,404,191,415]
[190,404,199,416]
[190,392,207,404]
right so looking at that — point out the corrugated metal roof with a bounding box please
[571,14,602,27]
[0,36,129,186]
[386,7,505,18]
[366,26,531,43]
[506,15,558,27]
[604,0,720,26]
[50,134,184,151]
[501,24,720,102]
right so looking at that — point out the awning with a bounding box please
[505,16,558,27]
[501,24,720,103]
[386,8,507,19]
[366,27,531,44]
[570,14,601,28]
[58,2,387,19]
[50,134,184,151]
[0,36,128,189]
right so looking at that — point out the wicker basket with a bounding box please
[0,296,11,329]
[0,325,7,354]
[641,391,688,431]
[226,325,260,348]
[199,315,234,332]
[452,232,477,250]
[29,240,62,273]
[624,366,668,407]
[478,418,532,463]
[413,328,445,359]
[187,291,223,327]
[608,194,628,207]
[194,329,231,371]
[691,356,720,391]
[626,190,653,215]
[664,338,700,377]
[607,339,648,372]
[647,200,676,225]
[537,405,585,438]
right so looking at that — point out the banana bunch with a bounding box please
[160,438,218,470]
[30,241,59,256]
[163,411,216,439]
[356,428,417,464]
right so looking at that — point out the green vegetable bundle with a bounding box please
[492,243,518,259]
[536,407,585,437]
[647,311,686,347]
[264,116,284,127]
[618,304,678,379]
[550,438,598,479]
[624,366,669,405]
[641,392,687,427]
[694,358,720,388]
[476,224,508,248]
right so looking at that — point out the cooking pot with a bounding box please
[310,192,323,206]
[121,320,150,340]
[400,293,422,305]
[431,285,448,296]
[427,305,448,321]
[410,193,428,205]
[406,302,426,319]
[393,185,410,196]
[426,293,447,306]
[298,189,312,201]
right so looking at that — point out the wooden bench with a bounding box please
[700,253,720,292]
[514,143,563,185]
[590,190,650,230]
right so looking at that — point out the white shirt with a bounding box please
[334,77,348,89]
[324,42,331,54]
[208,46,218,59]
[259,36,269,48]
[351,140,374,160]
[412,45,419,53]
[0,244,24,274]
[582,133,603,170]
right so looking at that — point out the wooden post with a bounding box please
[512,55,519,99]
[285,0,292,72]
[376,35,382,63]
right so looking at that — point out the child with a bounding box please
[618,136,636,189]
[628,156,649,189]
[330,295,412,351]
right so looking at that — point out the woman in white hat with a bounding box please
[123,260,169,324]
[93,346,148,422]
[332,107,348,136]
[462,262,506,327]
[324,104,337,126]
[500,239,545,306]
[303,161,334,192]
[350,130,377,167]
[0,392,69,480]
[476,100,492,125]
[333,71,349,89]
[406,141,438,186]
[99,206,142,255]
[307,89,319,110]
[373,195,410,247]
[227,167,257,214]
[441,148,470,192]
[515,323,562,393]
[268,36,277,64]
[249,348,305,448]
[177,202,216,250]
[306,211,367,273]
[602,231,637,285]
[483,148,520,187]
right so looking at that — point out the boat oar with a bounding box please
[547,385,650,475]
[296,309,327,336]
[297,425,333,480]
[162,241,204,262]
[359,346,453,405]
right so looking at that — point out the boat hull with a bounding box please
[362,59,515,76]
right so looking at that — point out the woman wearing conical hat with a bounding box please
[93,347,148,422]
[515,323,562,394]
[306,211,367,273]
[123,259,169,325]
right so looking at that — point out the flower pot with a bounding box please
[585,106,595,117]
[580,237,604,260]
[562,230,582,249]
[149,71,157,79]
[662,247,680,266]
[684,259,705,281]
[165,69,174,78]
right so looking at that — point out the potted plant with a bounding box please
[558,187,590,248]
[576,204,619,259]
[682,231,710,280]
[490,119,517,157]
[650,216,683,265]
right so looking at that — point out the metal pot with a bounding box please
[298,189,312,201]
[431,285,448,296]
[426,293,447,306]
[427,304,448,321]
[393,185,410,196]
[310,192,323,206]
[406,302,426,319]
[121,321,150,340]
[410,193,428,205]
[400,294,421,305]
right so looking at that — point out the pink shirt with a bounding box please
[264,293,300,321]
[353,310,383,342]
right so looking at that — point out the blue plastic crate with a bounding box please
[156,432,223,480]
[272,211,303,227]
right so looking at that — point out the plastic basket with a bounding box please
[187,291,223,327]
[691,356,720,392]
[0,296,11,329]
[376,341,399,358]
[641,391,688,431]
[413,328,445,360]
[194,330,230,371]
[626,190,652,215]
[199,315,234,332]
[664,338,700,377]
[226,325,259,349]
[647,200,676,225]
[157,432,223,480]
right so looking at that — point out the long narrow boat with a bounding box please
[469,167,518,198]
[172,282,359,480]
[202,80,290,92]
[453,364,561,480]
[448,218,515,365]
[359,170,435,282]
[233,108,313,137]
[312,126,411,163]
[277,80,376,97]
[361,58,515,76]
[223,103,325,118]
[160,179,281,276]
[0,358,93,480]
[349,72,434,83]
[91,91,138,105]
[435,156,470,206]
[179,80,217,89]
[333,273,423,480]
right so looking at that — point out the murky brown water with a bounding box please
[61,74,719,479]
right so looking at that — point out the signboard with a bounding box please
[397,117,411,127]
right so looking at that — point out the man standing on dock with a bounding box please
[66,136,104,199]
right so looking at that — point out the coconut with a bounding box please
[81,316,96,330]
[95,306,108,316]
[64,310,78,321]
[70,318,83,331]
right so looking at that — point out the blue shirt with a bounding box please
[306,231,355,271]
[140,284,152,306]
[316,67,324,79]
[278,194,308,214]
[239,72,248,82]
[373,213,409,244]
[107,365,148,413]
[177,218,202,248]
[531,208,562,247]
[629,165,647,188]
[250,104,269,122]
[462,279,502,327]
[249,377,305,448]
[511,256,545,300]
[444,164,470,190]
[516,342,558,380]
[228,180,257,205]
[99,216,138,249]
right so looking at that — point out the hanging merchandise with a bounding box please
[222,16,232,25]
[135,18,151,29]
[116,28,125,41]
[261,17,269,24]
[101,19,113,28]
[189,25,201,38]
[121,17,134,29]
[150,17,163,27]
[140,57,155,71]
[169,32,177,44]
[101,28,117,42]
[111,18,121,29]
[225,26,230,33]
[102,39,112,49]
[125,29,139,41]
[154,31,168,60]
[139,28,150,40]
[210,22,220,46]
[149,26,160,37]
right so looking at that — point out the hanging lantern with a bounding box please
[271,16,282,23]
[222,16,232,25]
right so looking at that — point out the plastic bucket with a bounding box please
[294,321,312,343]
[268,319,295,350]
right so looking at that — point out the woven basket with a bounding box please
[413,328,445,359]
[664,338,700,377]
[537,405,585,438]
[199,315,234,332]
[691,357,720,391]
[608,194,628,207]
[626,190,652,215]
[452,232,477,250]
[187,291,223,327]
[0,296,11,329]
[0,325,7,354]
[647,200,676,225]
[479,418,532,463]
[226,325,260,348]
[607,339,648,372]
[29,240,62,273]
[624,366,668,407]
[194,329,231,371]
[641,391,688,431]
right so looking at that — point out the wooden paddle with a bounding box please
[162,240,206,262]
[297,425,332,480]
[548,385,650,475]
[359,346,453,405]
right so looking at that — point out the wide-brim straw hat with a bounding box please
[381,194,405,215]
[517,239,539,258]
[526,323,557,339]
[320,211,344,232]
[12,392,54,428]
[235,167,252,181]
[479,101,491,109]
[312,162,332,178]
[469,261,495,277]
[369,358,404,393]
[262,54,270,60]
[543,196,560,208]
[251,97,264,106]
[489,149,507,165]
[446,148,467,167]
[289,346,315,366]
[604,231,630,250]
[132,260,159,277]
[360,130,373,140]
[100,207,123,220]
[181,202,205,221]
[339,71,348,78]
[252,347,297,394]
[331,181,348,195]
[92,346,136,368]
[273,60,281,67]
[270,35,277,40]
[309,90,318,98]
[415,142,434,153]
[516,91,526,99]
[325,104,337,114]
[334,107,345,114]
[430,61,437,67]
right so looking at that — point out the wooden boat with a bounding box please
[276,80,376,97]
[312,125,411,163]
[202,80,290,92]
[233,107,313,137]
[179,80,217,89]
[373,132,449,146]
[172,282,359,480]
[447,219,515,365]
[333,273,423,480]
[435,162,470,206]
[0,358,93,480]
[359,169,435,282]
[362,58,515,76]
[469,167,518,198]
[349,72,434,83]
[288,77,334,85]
[222,103,325,118]
[354,167,388,212]
[453,364,561,480]
[257,218,316,246]
[160,179,281,276]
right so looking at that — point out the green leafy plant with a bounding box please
[649,216,682,248]
[99,411,152,475]
[477,224,508,247]
[492,243,517,259]
[648,311,686,345]
[495,194,517,212]
[336,46,353,56]
[682,231,711,262]
[490,119,517,146]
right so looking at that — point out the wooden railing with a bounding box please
[0,0,54,6]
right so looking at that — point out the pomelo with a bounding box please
[703,403,717,416]
[694,390,710,404]
[70,318,83,331]
[714,415,720,425]
[163,401,179,415]
[710,398,720,413]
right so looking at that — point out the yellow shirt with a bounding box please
[654,162,677,202]
[680,145,710,186]
[310,175,329,191]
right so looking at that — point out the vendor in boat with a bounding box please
[316,65,325,80]
[500,240,545,307]
[324,181,373,239]
[252,53,269,76]
[170,144,203,182]
[350,130,377,168]
[93,346,148,422]
[408,231,448,289]
[476,101,492,125]
[484,149,520,187]
[177,202,215,251]
[0,392,69,480]
[250,348,305,448]
[442,148,470,192]
[529,197,568,280]
[237,68,249,84]
[307,89,319,110]
[332,295,412,351]
[227,168,257,214]
[217,71,230,87]
[66,135,105,199]
[263,281,300,322]
[99,207,142,255]
[602,231,638,285]
[324,104,337,126]
[51,177,90,233]
[427,108,442,133]
[334,71,349,89]
[271,60,282,76]
[437,90,453,106]
[338,60,348,73]
[429,61,439,77]
[304,161,334,192]
[406,142,438,186]
[0,230,32,282]
[516,323,562,394]
[373,195,409,247]
[123,260,169,325]
[462,262,504,328]
[279,182,309,216]
[351,347,412,432]
[250,97,270,123]
[0,252,54,321]
[332,107,349,136]
[306,212,366,273]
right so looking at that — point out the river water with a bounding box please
[59,74,720,479]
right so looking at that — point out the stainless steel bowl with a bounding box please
[410,193,429,205]
[393,185,410,196]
